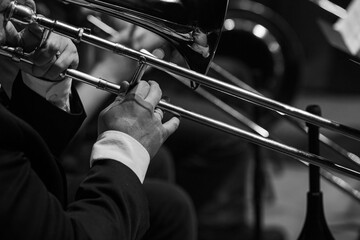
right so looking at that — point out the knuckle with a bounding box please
[47,41,59,54]
[139,80,149,86]
[149,80,162,94]
[149,80,159,88]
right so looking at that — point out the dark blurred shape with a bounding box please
[213,0,304,106]
[256,0,360,93]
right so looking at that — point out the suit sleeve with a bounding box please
[0,149,149,240]
[9,72,86,156]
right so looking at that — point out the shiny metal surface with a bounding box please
[2,45,360,182]
[210,62,360,202]
[61,0,229,74]
[5,1,360,187]
[6,1,360,142]
[217,0,303,105]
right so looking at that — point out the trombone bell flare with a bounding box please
[62,0,229,74]
[5,1,360,141]
[4,2,360,179]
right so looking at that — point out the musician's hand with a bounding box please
[19,32,79,81]
[0,0,39,47]
[0,0,78,81]
[0,0,12,44]
[98,80,180,158]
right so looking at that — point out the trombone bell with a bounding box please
[62,0,229,74]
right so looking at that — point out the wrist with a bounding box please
[90,130,150,183]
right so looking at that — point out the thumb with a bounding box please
[162,117,180,139]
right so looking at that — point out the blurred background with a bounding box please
[227,0,360,240]
[35,0,360,239]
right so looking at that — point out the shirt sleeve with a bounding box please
[21,72,72,112]
[90,130,150,183]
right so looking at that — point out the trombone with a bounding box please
[4,0,360,181]
[6,0,360,141]
[2,44,360,181]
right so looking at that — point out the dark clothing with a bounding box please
[143,180,197,240]
[0,75,149,240]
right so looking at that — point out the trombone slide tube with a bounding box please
[211,62,360,170]
[5,1,360,140]
[5,4,360,179]
[65,71,360,181]
[25,13,360,142]
[211,62,360,202]
[1,46,360,180]
[66,69,124,95]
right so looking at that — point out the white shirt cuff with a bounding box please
[90,131,150,183]
[22,72,72,112]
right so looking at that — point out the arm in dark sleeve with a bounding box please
[0,149,149,240]
[9,73,86,156]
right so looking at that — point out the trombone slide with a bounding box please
[3,2,360,181]
[6,1,360,142]
[1,46,360,181]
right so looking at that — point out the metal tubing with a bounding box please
[6,3,360,141]
[1,46,360,181]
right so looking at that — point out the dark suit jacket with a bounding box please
[0,75,149,240]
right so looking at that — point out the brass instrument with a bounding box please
[3,0,360,183]
[6,0,360,141]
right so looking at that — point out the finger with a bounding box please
[31,56,55,78]
[18,0,36,11]
[26,23,43,38]
[19,22,44,51]
[32,33,60,66]
[0,0,12,13]
[144,80,162,107]
[57,40,79,69]
[43,53,65,80]
[29,33,61,78]
[162,117,180,139]
[44,43,79,80]
[153,108,164,121]
[130,80,150,99]
[4,21,21,46]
